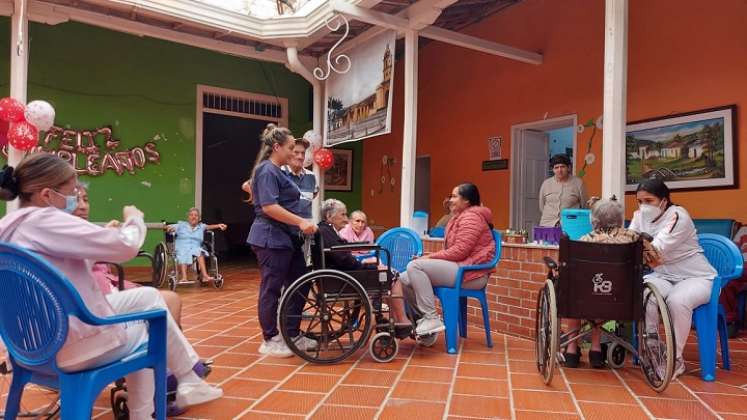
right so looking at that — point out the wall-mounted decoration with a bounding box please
[488,136,503,160]
[482,159,509,171]
[325,30,396,146]
[1,125,162,176]
[625,105,736,191]
[324,149,353,191]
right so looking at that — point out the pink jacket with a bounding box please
[0,207,146,371]
[338,224,374,244]
[429,205,496,282]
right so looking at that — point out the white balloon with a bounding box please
[302,130,322,150]
[303,147,314,168]
[24,100,55,131]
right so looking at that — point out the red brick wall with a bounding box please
[423,239,558,340]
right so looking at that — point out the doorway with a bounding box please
[196,85,289,261]
[510,115,577,234]
[415,156,431,215]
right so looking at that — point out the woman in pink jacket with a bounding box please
[0,154,221,419]
[400,183,496,339]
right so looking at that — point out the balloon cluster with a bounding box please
[301,130,335,170]
[0,97,55,151]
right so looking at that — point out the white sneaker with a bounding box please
[293,334,318,351]
[175,381,223,408]
[417,333,439,347]
[259,335,293,358]
[415,316,446,336]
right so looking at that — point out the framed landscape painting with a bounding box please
[625,105,736,191]
[324,149,353,191]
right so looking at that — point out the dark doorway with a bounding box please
[201,113,272,263]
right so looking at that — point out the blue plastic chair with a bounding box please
[0,243,168,419]
[433,230,502,354]
[375,227,423,273]
[695,233,743,381]
[429,226,445,238]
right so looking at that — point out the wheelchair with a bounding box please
[153,221,224,291]
[277,232,416,364]
[535,235,676,392]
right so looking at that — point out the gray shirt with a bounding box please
[538,175,587,227]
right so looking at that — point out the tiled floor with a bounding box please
[3,264,747,419]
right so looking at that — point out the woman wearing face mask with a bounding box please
[629,178,716,380]
[0,154,222,419]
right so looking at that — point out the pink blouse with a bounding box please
[339,224,374,244]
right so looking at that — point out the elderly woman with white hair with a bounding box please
[166,208,227,283]
[563,197,644,368]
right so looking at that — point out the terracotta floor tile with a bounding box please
[253,390,325,415]
[640,397,719,420]
[200,335,248,347]
[456,363,507,380]
[379,399,446,420]
[222,378,277,399]
[392,381,451,401]
[311,405,378,419]
[400,366,454,383]
[561,368,623,386]
[193,344,227,358]
[206,366,242,384]
[184,328,220,340]
[621,377,695,399]
[343,369,399,387]
[326,385,390,407]
[515,411,581,420]
[578,401,650,420]
[695,393,746,414]
[506,338,535,350]
[721,415,747,420]
[448,394,511,418]
[298,361,355,375]
[240,364,298,381]
[181,396,255,420]
[260,356,306,366]
[356,356,408,371]
[452,377,508,397]
[459,351,505,365]
[409,352,459,368]
[232,341,263,354]
[679,375,747,395]
[213,352,259,368]
[238,411,304,419]
[507,349,536,361]
[511,372,569,391]
[569,383,636,404]
[279,373,340,393]
[512,390,576,412]
[508,360,539,374]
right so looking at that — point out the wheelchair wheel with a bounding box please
[153,242,169,289]
[209,256,224,289]
[369,332,398,363]
[535,279,558,385]
[637,283,675,392]
[606,342,627,369]
[111,390,129,420]
[278,270,373,364]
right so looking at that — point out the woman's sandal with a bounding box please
[563,351,580,368]
[589,350,605,369]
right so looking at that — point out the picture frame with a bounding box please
[625,105,736,191]
[324,149,354,191]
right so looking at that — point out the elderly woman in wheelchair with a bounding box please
[537,197,677,392]
[276,199,414,363]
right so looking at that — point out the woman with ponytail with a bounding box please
[245,123,318,358]
[0,154,222,418]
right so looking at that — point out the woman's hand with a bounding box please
[299,220,318,235]
[105,220,121,229]
[217,223,227,231]
[123,205,144,221]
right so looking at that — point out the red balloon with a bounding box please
[8,121,39,151]
[0,97,26,122]
[313,148,335,170]
[0,120,9,147]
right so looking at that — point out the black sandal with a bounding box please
[563,351,580,368]
[589,350,605,369]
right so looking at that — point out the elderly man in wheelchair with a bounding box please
[536,197,676,392]
[276,199,416,364]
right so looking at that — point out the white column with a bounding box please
[8,0,29,213]
[311,80,323,223]
[399,29,418,228]
[601,0,628,204]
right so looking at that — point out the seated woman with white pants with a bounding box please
[400,183,496,341]
[0,154,222,419]
[629,177,717,379]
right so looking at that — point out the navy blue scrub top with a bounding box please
[247,160,302,250]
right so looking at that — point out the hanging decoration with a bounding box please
[0,97,26,123]
[0,120,9,147]
[7,121,38,151]
[24,100,55,132]
[303,130,322,150]
[577,115,603,178]
[313,148,334,170]
[378,155,395,193]
[1,125,162,176]
[313,14,352,81]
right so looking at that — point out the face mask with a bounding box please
[52,189,78,214]
[639,201,664,223]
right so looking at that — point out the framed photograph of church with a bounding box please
[324,149,353,191]
[625,105,736,191]
[324,30,396,146]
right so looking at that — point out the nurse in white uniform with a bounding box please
[629,178,716,379]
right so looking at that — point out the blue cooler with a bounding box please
[560,208,593,240]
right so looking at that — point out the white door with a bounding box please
[519,129,549,233]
